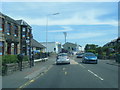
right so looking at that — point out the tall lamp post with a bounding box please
[46,13,60,54]
[63,32,67,43]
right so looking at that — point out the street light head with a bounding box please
[52,13,60,15]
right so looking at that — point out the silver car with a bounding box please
[56,53,70,65]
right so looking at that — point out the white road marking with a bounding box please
[79,64,86,68]
[88,70,104,81]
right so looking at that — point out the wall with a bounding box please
[41,42,61,53]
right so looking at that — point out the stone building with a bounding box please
[0,12,33,58]
[0,13,21,55]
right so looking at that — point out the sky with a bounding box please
[1,1,118,49]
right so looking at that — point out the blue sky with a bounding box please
[1,2,118,48]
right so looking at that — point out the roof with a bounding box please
[16,20,31,27]
[0,12,19,24]
[40,42,61,44]
[31,39,46,48]
[63,42,77,47]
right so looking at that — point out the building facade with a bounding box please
[0,13,21,56]
[41,42,61,53]
[16,20,32,57]
[0,13,33,58]
[63,42,81,53]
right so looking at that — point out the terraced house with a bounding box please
[0,13,21,56]
[0,12,33,58]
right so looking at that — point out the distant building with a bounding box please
[40,42,62,53]
[63,42,81,53]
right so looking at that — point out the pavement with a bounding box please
[104,59,120,67]
[2,55,56,89]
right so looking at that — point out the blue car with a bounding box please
[82,53,98,64]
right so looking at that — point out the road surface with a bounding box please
[23,56,118,88]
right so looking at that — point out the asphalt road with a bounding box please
[24,56,118,88]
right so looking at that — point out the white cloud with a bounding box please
[67,32,106,39]
[48,29,72,32]
[13,9,118,26]
[48,26,73,32]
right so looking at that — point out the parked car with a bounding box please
[76,53,84,58]
[56,53,70,65]
[82,52,98,64]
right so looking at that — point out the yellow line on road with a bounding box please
[30,80,35,83]
[65,72,67,75]
[63,68,66,71]
[70,60,78,64]
[18,65,53,89]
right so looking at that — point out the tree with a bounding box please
[84,44,98,53]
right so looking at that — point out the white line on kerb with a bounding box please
[88,70,104,81]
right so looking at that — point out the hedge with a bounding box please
[2,55,29,64]
[2,55,18,64]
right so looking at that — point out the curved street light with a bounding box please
[46,13,60,53]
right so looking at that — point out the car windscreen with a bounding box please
[84,53,95,56]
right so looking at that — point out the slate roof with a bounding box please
[16,20,31,27]
[63,42,77,47]
[31,39,46,48]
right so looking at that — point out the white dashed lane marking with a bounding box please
[79,64,86,68]
[88,70,104,81]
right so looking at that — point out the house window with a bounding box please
[6,23,11,35]
[7,43,11,54]
[14,25,18,36]
[0,23,2,31]
[0,41,4,56]
[14,44,17,54]
[22,35,26,38]
[23,28,26,32]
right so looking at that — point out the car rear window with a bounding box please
[58,53,67,56]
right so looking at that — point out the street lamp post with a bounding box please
[63,32,67,43]
[46,13,60,55]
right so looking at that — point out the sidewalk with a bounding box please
[106,59,120,67]
[2,56,55,88]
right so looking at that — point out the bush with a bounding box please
[2,55,18,64]
[23,55,29,61]
[86,49,96,54]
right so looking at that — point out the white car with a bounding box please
[56,53,70,65]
